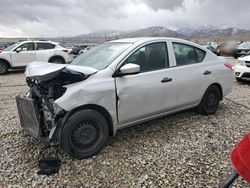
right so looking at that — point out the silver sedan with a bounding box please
[17,37,233,159]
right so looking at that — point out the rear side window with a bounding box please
[195,48,206,62]
[173,42,206,66]
[36,43,55,50]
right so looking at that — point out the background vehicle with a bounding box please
[202,45,217,54]
[235,55,250,81]
[234,41,250,58]
[70,45,89,55]
[0,46,4,52]
[0,41,73,75]
[16,37,233,159]
[221,131,250,187]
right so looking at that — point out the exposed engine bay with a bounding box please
[17,68,88,144]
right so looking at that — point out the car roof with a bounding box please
[19,40,58,44]
[110,37,188,44]
[110,37,206,51]
[109,37,197,46]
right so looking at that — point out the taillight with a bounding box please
[224,63,233,70]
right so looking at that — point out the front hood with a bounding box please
[238,55,250,62]
[25,61,98,81]
[0,51,9,54]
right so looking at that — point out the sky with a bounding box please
[0,0,249,37]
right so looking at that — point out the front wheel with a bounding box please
[197,85,220,115]
[0,61,9,75]
[61,109,109,159]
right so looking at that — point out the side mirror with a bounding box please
[15,48,22,53]
[117,63,140,76]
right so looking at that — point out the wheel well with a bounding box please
[0,58,11,68]
[68,104,114,136]
[48,56,65,63]
[209,83,223,100]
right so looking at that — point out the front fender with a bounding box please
[54,74,118,132]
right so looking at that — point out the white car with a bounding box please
[16,37,233,159]
[0,41,73,75]
[235,55,250,81]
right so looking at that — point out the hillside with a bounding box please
[1,26,250,44]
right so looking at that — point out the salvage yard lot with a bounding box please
[0,58,250,187]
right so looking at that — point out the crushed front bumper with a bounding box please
[16,96,41,138]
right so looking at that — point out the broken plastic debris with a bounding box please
[37,157,61,176]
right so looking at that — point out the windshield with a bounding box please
[3,43,21,51]
[71,42,132,70]
[238,42,250,49]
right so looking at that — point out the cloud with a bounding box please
[0,0,249,37]
[139,0,184,10]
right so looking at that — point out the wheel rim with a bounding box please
[53,59,63,64]
[71,121,99,149]
[206,92,216,107]
[0,63,7,74]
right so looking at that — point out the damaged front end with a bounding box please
[16,62,97,144]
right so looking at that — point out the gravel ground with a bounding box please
[0,59,250,188]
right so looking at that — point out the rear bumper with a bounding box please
[16,96,41,138]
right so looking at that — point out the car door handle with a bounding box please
[161,77,172,83]
[203,70,212,75]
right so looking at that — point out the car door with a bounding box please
[10,42,35,67]
[170,42,211,108]
[35,42,55,61]
[115,42,177,125]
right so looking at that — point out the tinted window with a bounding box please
[36,43,55,50]
[195,48,206,62]
[124,42,169,72]
[17,42,35,51]
[173,42,206,66]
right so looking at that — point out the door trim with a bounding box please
[117,103,198,129]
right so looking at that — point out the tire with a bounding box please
[236,77,241,82]
[50,57,65,64]
[61,109,109,159]
[0,61,9,75]
[197,85,220,115]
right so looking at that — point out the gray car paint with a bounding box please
[25,61,97,81]
[25,37,233,136]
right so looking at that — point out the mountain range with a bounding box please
[177,26,248,37]
[67,26,250,43]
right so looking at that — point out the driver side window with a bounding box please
[124,42,169,72]
[17,43,35,51]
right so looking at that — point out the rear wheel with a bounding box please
[0,61,9,75]
[197,85,220,115]
[61,109,109,159]
[49,57,65,64]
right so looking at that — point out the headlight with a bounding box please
[237,60,245,66]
